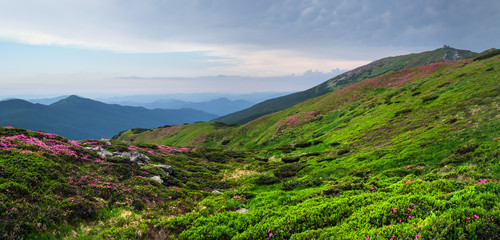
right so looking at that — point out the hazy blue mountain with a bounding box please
[137,97,253,116]
[27,95,70,105]
[0,95,217,139]
[96,92,291,106]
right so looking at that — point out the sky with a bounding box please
[0,0,498,98]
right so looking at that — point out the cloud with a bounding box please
[0,0,498,97]
[0,69,346,97]
[113,68,347,94]
[2,1,497,55]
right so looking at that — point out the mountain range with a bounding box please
[109,97,254,116]
[25,95,272,116]
[214,46,476,124]
[0,95,217,140]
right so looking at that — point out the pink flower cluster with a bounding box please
[476,179,492,184]
[402,178,415,184]
[0,134,78,157]
[169,186,182,192]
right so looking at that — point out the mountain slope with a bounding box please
[0,95,217,140]
[116,50,498,152]
[214,47,476,124]
[2,50,498,239]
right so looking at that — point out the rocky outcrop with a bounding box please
[151,176,163,184]
[129,152,150,165]
[236,208,249,214]
[151,164,173,175]
[86,146,152,166]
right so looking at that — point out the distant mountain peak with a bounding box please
[50,95,99,106]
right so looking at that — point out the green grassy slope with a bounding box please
[214,47,476,125]
[1,51,499,239]
[118,52,499,152]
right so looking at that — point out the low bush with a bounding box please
[281,156,301,163]
[274,162,310,179]
[255,175,280,185]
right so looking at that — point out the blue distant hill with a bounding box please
[0,95,217,139]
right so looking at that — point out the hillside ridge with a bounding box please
[214,47,476,124]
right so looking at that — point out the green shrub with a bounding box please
[441,153,473,165]
[131,128,150,134]
[274,162,310,179]
[394,108,412,117]
[281,178,323,191]
[330,142,341,147]
[454,143,479,155]
[281,156,301,163]
[337,148,351,156]
[294,141,312,148]
[276,145,296,151]
[422,95,439,102]
[186,182,200,190]
[255,175,280,185]
[254,157,268,162]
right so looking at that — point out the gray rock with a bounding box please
[151,176,163,184]
[236,208,249,214]
[151,164,172,175]
[211,190,222,194]
[121,152,131,158]
[130,153,150,165]
[97,149,113,157]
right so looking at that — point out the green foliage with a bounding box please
[255,175,281,185]
[281,178,323,191]
[473,48,500,61]
[130,128,150,134]
[281,156,301,163]
[274,162,310,179]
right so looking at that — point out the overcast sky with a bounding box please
[0,0,498,98]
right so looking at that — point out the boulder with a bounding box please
[211,190,222,194]
[151,176,163,184]
[97,148,113,157]
[151,164,172,175]
[130,152,150,165]
[236,208,249,214]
